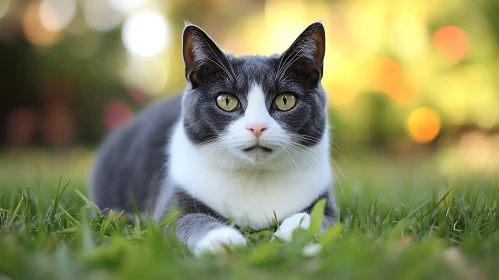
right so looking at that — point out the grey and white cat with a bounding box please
[89,21,338,256]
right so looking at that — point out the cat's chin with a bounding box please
[240,145,275,164]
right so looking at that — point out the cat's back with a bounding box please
[89,94,183,213]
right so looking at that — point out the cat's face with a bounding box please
[181,22,328,166]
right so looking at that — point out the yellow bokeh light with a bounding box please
[407,107,441,143]
[23,2,60,47]
[388,15,428,60]
[373,58,416,105]
[262,0,307,54]
[0,0,11,19]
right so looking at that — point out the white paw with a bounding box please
[273,213,311,242]
[193,227,247,256]
[302,243,323,257]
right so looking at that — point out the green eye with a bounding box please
[274,93,296,111]
[216,93,239,111]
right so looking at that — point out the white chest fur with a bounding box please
[167,123,332,230]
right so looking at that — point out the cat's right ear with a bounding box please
[182,24,231,87]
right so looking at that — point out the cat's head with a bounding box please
[181,22,328,167]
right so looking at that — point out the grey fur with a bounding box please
[90,22,337,247]
[89,95,182,214]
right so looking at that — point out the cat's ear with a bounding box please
[182,23,232,87]
[279,21,326,83]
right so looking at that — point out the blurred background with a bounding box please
[0,0,498,189]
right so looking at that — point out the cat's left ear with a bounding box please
[279,21,326,83]
[182,23,232,87]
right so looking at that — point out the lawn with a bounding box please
[0,149,497,280]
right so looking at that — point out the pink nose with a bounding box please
[246,123,268,138]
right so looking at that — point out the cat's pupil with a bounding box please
[225,96,230,106]
[283,96,287,105]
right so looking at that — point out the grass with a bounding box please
[0,150,498,280]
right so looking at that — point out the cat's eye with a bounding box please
[216,93,239,112]
[274,93,297,111]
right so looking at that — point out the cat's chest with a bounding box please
[171,165,329,230]
[167,123,332,230]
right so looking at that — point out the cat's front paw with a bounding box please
[273,212,311,242]
[193,226,247,256]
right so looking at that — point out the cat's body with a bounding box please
[90,22,338,256]
[89,96,182,213]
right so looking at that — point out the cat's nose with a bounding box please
[246,123,268,138]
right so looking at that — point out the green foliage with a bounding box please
[0,179,498,280]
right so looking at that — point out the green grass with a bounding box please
[0,151,498,280]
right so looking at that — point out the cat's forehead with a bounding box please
[226,54,280,90]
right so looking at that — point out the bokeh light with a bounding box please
[107,0,146,12]
[326,82,358,107]
[122,55,169,95]
[262,0,308,54]
[2,0,499,170]
[433,26,468,61]
[122,10,170,57]
[128,88,150,106]
[5,107,38,146]
[407,107,441,143]
[0,0,10,19]
[39,0,77,32]
[83,0,123,32]
[41,104,75,146]
[23,2,60,47]
[374,58,415,105]
[459,131,493,170]
[103,99,134,131]
[388,16,428,60]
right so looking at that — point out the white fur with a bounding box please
[273,213,311,242]
[302,243,323,257]
[193,226,247,256]
[220,84,289,164]
[168,83,332,230]
[244,84,271,129]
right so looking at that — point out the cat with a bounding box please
[89,21,338,256]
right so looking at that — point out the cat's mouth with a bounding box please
[242,145,273,153]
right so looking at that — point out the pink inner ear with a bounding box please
[183,29,197,69]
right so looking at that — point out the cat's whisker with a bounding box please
[272,135,348,183]
[193,137,221,148]
[276,44,308,81]
[283,139,350,206]
[195,135,250,150]
[276,44,306,80]
[278,148,297,180]
[241,157,250,170]
[217,147,241,174]
[196,138,253,171]
[309,126,347,159]
[229,148,238,173]
[284,144,317,171]
[225,57,237,84]
[289,135,351,186]
[204,56,235,84]
[286,143,320,169]
[183,122,199,130]
[315,125,346,155]
[200,144,229,166]
[216,149,233,176]
[280,146,303,185]
[283,140,349,204]
[285,133,348,163]
[204,42,237,83]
